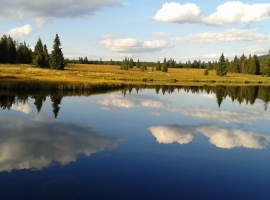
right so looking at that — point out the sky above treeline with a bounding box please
[1,0,270,62]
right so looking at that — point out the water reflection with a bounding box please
[148,125,270,149]
[0,117,122,172]
[2,85,270,117]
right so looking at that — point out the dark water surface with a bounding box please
[1,86,270,199]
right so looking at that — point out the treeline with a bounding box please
[0,34,66,70]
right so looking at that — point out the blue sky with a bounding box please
[1,0,270,62]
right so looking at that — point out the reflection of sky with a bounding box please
[2,89,270,199]
[0,117,122,172]
[11,102,32,114]
[98,91,269,125]
[148,125,270,149]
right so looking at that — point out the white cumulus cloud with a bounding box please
[152,1,270,26]
[6,24,34,38]
[152,2,203,23]
[100,38,173,53]
[204,1,270,26]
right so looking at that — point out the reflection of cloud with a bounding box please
[11,103,32,114]
[0,117,122,172]
[199,126,270,149]
[99,94,170,108]
[148,125,197,144]
[100,93,263,125]
[149,112,162,116]
[169,107,260,124]
[148,125,270,149]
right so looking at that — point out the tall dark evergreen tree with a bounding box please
[43,44,49,68]
[262,55,270,77]
[162,58,168,72]
[216,53,227,76]
[136,59,141,68]
[156,61,161,71]
[32,38,45,68]
[6,36,16,63]
[49,34,65,70]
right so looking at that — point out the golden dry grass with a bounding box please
[1,63,270,86]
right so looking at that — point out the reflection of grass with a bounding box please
[1,64,270,87]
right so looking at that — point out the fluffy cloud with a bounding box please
[148,125,270,149]
[204,1,270,26]
[0,117,122,172]
[99,94,170,108]
[152,1,270,26]
[0,0,123,25]
[152,2,203,23]
[11,102,32,114]
[172,29,269,44]
[6,24,34,38]
[100,38,173,53]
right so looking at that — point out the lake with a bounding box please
[1,85,270,199]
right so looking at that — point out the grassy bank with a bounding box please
[1,64,270,90]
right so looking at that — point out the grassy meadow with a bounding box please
[1,64,270,90]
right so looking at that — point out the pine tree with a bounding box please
[129,58,134,69]
[156,61,161,71]
[49,34,65,70]
[32,38,45,67]
[161,58,168,72]
[43,44,49,68]
[216,53,227,76]
[136,59,141,68]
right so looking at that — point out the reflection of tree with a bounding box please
[50,96,62,118]
[215,86,227,107]
[161,85,167,95]
[244,86,258,105]
[155,85,160,94]
[0,95,15,110]
[258,86,270,111]
[32,96,46,114]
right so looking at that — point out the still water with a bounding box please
[1,85,270,199]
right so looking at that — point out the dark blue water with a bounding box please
[1,87,270,199]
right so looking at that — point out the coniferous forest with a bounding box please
[1,34,270,76]
[0,34,66,70]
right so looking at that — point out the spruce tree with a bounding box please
[49,34,65,70]
[216,53,227,76]
[43,44,49,68]
[156,61,161,71]
[136,59,141,68]
[162,58,168,72]
[32,38,45,68]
